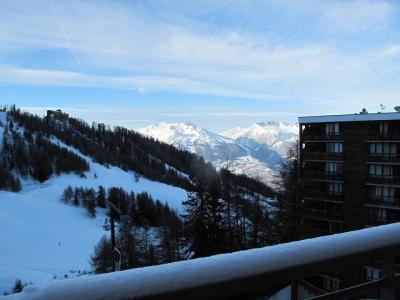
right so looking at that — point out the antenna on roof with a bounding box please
[380,104,386,113]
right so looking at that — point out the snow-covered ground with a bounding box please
[0,138,187,294]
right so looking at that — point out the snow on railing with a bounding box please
[7,223,400,300]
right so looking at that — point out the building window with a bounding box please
[370,143,396,157]
[325,123,340,135]
[328,182,342,194]
[325,162,343,174]
[322,276,341,291]
[368,207,387,222]
[329,222,341,233]
[369,164,393,177]
[374,186,394,200]
[379,122,389,135]
[365,266,381,281]
[326,142,343,153]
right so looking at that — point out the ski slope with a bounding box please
[0,137,187,294]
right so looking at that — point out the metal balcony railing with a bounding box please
[302,152,344,161]
[304,190,344,202]
[301,134,343,142]
[11,223,400,300]
[368,134,400,141]
[366,196,400,210]
[304,171,344,181]
[367,175,400,185]
[365,217,399,227]
[367,154,400,163]
[302,208,344,221]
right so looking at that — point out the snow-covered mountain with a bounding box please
[221,121,298,157]
[139,122,298,185]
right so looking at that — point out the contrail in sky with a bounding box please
[49,0,85,73]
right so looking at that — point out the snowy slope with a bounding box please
[221,121,298,157]
[139,122,287,185]
[0,136,187,293]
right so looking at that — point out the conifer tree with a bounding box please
[90,235,113,274]
[274,142,304,243]
[96,185,106,208]
[62,185,74,203]
[117,217,139,269]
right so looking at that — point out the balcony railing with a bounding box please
[302,134,343,142]
[368,134,400,141]
[366,196,400,210]
[304,190,344,202]
[11,223,400,300]
[303,208,344,221]
[367,154,400,163]
[367,175,400,185]
[302,152,344,161]
[304,171,343,181]
[366,217,399,227]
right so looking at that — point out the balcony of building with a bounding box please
[368,121,400,141]
[303,200,343,223]
[301,142,344,162]
[367,153,400,163]
[365,196,400,210]
[367,174,400,185]
[301,122,343,142]
[304,181,344,204]
[302,152,344,161]
[366,205,400,227]
[304,161,344,182]
[304,191,344,203]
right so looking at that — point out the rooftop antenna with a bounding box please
[380,104,386,113]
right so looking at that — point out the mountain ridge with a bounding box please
[139,121,298,185]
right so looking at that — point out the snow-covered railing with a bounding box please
[8,223,400,300]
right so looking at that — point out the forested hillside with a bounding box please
[4,105,274,198]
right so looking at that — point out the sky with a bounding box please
[0,0,399,132]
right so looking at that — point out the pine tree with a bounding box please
[96,185,106,208]
[12,279,23,294]
[85,188,97,217]
[117,217,139,270]
[182,175,225,258]
[73,188,80,206]
[62,185,74,203]
[90,235,113,274]
[274,142,304,243]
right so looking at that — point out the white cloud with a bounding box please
[0,65,287,100]
[323,0,393,33]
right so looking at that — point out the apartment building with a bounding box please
[299,111,400,237]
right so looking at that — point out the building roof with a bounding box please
[299,112,400,124]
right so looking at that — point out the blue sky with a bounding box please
[0,0,399,131]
